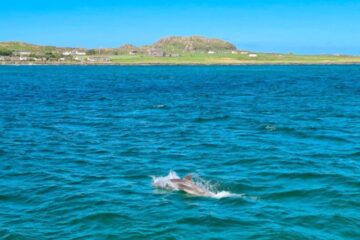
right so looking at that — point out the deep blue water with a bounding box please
[0,65,359,240]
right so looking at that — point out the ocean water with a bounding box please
[0,65,359,240]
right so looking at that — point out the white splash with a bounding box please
[151,170,181,190]
[152,104,166,109]
[211,191,245,199]
[151,171,244,199]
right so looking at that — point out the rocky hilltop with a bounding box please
[99,36,237,55]
[152,36,236,52]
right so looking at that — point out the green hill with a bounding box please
[0,41,56,52]
[152,36,236,53]
[83,36,236,55]
[0,41,84,56]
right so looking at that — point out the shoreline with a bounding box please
[2,61,360,66]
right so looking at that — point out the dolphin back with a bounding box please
[184,174,192,181]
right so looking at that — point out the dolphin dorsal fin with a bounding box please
[184,174,192,181]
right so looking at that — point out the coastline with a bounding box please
[2,62,360,66]
[2,37,360,67]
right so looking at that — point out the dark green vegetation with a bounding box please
[1,36,360,64]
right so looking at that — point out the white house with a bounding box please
[62,51,72,56]
[63,50,86,56]
[18,51,32,56]
[231,50,238,54]
[208,50,216,54]
[240,51,249,55]
[248,54,258,58]
[75,51,86,56]
[129,50,138,55]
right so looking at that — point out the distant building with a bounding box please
[15,51,32,56]
[62,51,72,56]
[129,50,138,55]
[87,57,110,62]
[240,51,249,55]
[248,54,258,58]
[63,50,86,56]
[75,51,86,56]
[147,48,165,57]
[231,50,238,54]
[208,50,216,54]
[19,56,28,61]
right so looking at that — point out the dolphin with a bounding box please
[170,174,213,197]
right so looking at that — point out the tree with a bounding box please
[86,49,97,55]
[0,49,12,56]
[42,51,61,60]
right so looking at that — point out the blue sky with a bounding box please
[1,0,360,54]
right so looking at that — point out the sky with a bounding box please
[1,0,360,54]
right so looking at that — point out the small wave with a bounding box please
[0,229,27,240]
[314,134,352,143]
[263,124,277,131]
[193,115,230,123]
[151,171,244,199]
[152,104,167,109]
[276,126,309,138]
[68,212,131,225]
[0,149,7,156]
[259,124,310,138]
[348,151,360,157]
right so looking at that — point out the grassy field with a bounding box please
[110,53,360,65]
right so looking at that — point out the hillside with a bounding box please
[97,36,237,54]
[153,36,236,52]
[0,42,57,53]
[0,41,86,56]
[0,36,237,56]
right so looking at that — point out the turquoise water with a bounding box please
[0,65,359,239]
